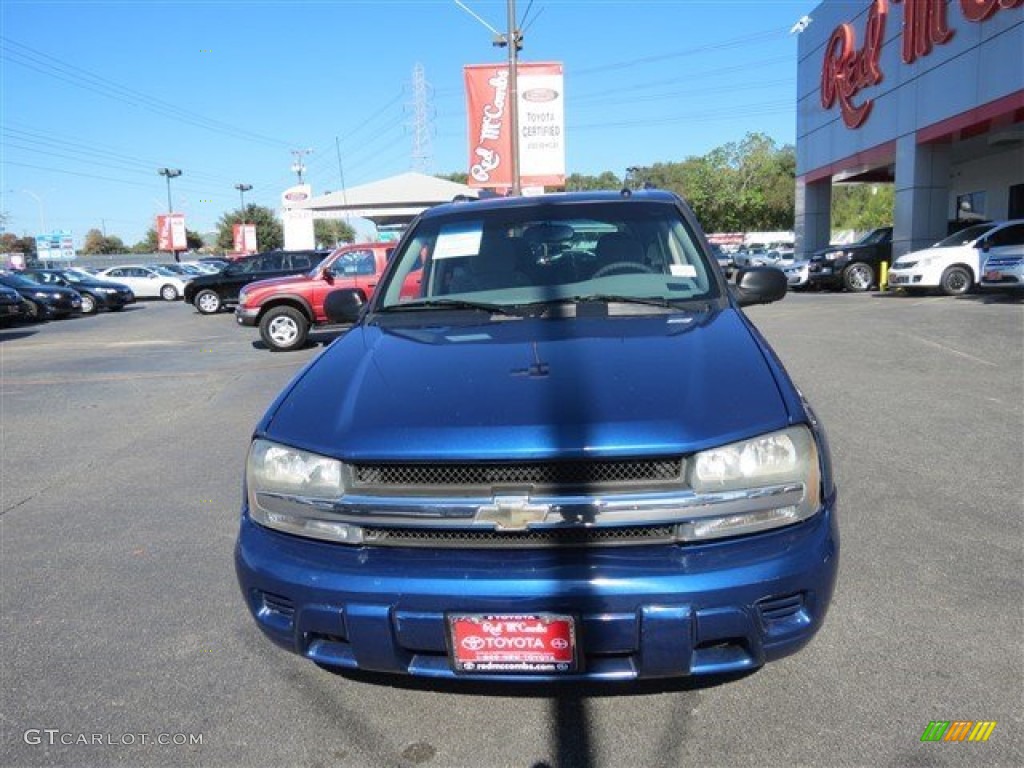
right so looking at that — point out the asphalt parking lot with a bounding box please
[2,291,1022,768]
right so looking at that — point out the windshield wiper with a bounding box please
[381,298,525,316]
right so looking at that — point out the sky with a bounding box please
[0,0,815,247]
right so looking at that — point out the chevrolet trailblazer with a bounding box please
[235,190,839,682]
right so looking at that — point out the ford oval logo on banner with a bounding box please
[523,88,558,102]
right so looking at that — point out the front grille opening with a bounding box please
[353,458,684,489]
[362,524,678,548]
[258,591,295,618]
[757,593,805,622]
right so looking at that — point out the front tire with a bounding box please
[940,266,973,296]
[843,262,875,292]
[194,289,222,314]
[80,294,97,314]
[259,306,309,352]
[160,284,179,301]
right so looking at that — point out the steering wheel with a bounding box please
[592,261,657,279]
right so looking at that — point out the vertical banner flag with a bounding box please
[233,223,258,254]
[465,62,565,190]
[156,213,187,251]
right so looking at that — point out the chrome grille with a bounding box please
[362,524,677,548]
[353,459,683,488]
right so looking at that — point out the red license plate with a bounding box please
[448,614,577,674]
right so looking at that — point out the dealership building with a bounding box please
[795,0,1023,259]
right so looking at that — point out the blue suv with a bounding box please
[235,190,839,682]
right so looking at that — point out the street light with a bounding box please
[235,183,253,253]
[157,168,182,212]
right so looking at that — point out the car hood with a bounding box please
[893,244,972,264]
[246,273,311,292]
[811,243,876,260]
[263,309,795,462]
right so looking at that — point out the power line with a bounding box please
[0,36,296,150]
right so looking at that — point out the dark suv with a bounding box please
[807,226,892,292]
[235,190,839,683]
[184,249,329,314]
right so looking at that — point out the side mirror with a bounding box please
[324,288,365,324]
[731,266,787,307]
[980,239,990,252]
[320,267,334,283]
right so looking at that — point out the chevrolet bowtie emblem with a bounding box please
[476,496,551,531]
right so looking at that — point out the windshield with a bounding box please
[934,223,995,247]
[858,228,891,245]
[378,199,719,311]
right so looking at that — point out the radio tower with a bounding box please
[408,64,434,174]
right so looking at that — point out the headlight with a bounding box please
[894,261,916,269]
[824,252,840,261]
[681,426,821,540]
[246,439,361,543]
[32,291,50,299]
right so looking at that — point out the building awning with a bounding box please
[294,171,479,227]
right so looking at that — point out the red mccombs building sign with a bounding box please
[821,0,1023,129]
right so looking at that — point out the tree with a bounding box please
[565,171,622,191]
[314,219,356,247]
[81,228,127,255]
[216,204,283,252]
[1,232,36,258]
[831,184,894,230]
[437,172,469,185]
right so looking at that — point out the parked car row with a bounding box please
[804,220,1023,296]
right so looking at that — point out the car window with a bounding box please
[330,250,377,277]
[935,223,994,247]
[987,223,1024,248]
[260,254,284,271]
[379,199,718,309]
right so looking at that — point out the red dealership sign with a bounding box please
[156,213,187,252]
[821,0,1022,128]
[464,62,565,190]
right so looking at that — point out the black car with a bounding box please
[0,282,28,324]
[0,272,83,319]
[21,269,135,314]
[807,226,893,292]
[183,249,329,314]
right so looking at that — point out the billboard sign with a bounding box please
[156,213,187,251]
[465,62,565,190]
[35,231,76,262]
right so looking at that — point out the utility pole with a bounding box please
[290,149,312,185]
[505,0,521,195]
[457,0,524,195]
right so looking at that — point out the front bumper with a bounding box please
[806,262,843,287]
[235,497,839,682]
[887,268,938,289]
[235,305,259,326]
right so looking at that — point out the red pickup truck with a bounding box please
[235,242,396,351]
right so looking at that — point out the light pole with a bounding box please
[157,168,182,213]
[157,168,182,260]
[504,0,521,196]
[235,183,253,253]
[458,0,523,195]
[21,189,47,234]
